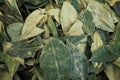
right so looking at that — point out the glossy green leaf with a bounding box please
[79,10,95,35]
[7,22,23,42]
[40,38,72,80]
[91,44,120,62]
[67,41,88,80]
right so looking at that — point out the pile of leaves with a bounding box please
[0,0,120,80]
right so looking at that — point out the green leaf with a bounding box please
[0,21,4,51]
[87,0,118,32]
[79,10,95,35]
[40,38,72,80]
[48,16,58,37]
[8,37,43,59]
[60,2,78,32]
[115,21,120,43]
[4,0,23,21]
[71,0,81,13]
[7,22,23,42]
[20,9,45,40]
[91,44,120,62]
[66,41,88,80]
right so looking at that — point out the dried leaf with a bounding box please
[91,32,103,52]
[60,2,78,32]
[66,20,84,36]
[20,9,45,40]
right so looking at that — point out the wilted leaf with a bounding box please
[60,2,78,32]
[7,22,23,42]
[0,69,12,80]
[34,66,44,80]
[0,21,4,51]
[91,44,120,62]
[79,10,95,35]
[8,37,43,59]
[91,31,103,52]
[47,9,60,23]
[113,57,120,67]
[5,54,20,77]
[66,20,84,36]
[105,64,120,80]
[20,9,45,40]
[40,38,72,80]
[87,0,118,32]
[67,41,88,80]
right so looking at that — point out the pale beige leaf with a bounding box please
[105,64,120,80]
[20,9,45,40]
[113,57,120,67]
[66,20,84,36]
[21,27,44,40]
[47,9,60,23]
[91,32,103,52]
[60,2,78,32]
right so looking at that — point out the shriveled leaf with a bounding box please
[5,54,20,77]
[20,9,45,40]
[7,22,23,42]
[48,17,58,37]
[67,41,88,80]
[79,10,95,35]
[54,0,64,7]
[34,66,44,80]
[87,0,118,32]
[66,20,84,36]
[0,21,4,51]
[0,69,12,80]
[91,31,103,52]
[8,37,43,59]
[60,2,78,32]
[113,57,120,67]
[40,38,72,80]
[91,44,120,62]
[105,64,120,80]
[47,9,60,23]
